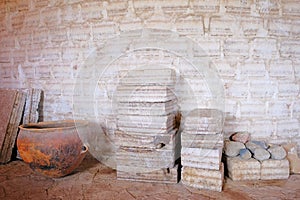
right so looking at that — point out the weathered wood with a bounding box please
[0,89,26,163]
[22,88,42,124]
[0,90,16,149]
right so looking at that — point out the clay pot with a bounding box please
[17,120,88,178]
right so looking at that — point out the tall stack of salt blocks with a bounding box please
[181,109,224,192]
[115,67,181,183]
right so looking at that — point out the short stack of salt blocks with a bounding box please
[224,132,290,181]
[115,67,181,183]
[181,108,224,192]
[225,156,289,181]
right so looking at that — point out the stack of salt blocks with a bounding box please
[224,132,290,181]
[181,108,224,192]
[115,67,181,183]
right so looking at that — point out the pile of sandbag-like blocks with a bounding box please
[115,67,181,183]
[224,132,290,181]
[181,109,224,192]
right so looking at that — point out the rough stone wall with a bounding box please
[0,0,299,146]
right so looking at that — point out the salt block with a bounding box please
[117,100,177,116]
[286,154,300,174]
[261,159,289,180]
[183,123,223,134]
[116,132,180,169]
[226,157,261,181]
[119,68,176,86]
[116,85,176,103]
[117,113,176,130]
[181,164,224,192]
[181,132,223,148]
[118,125,175,135]
[115,129,177,148]
[282,143,300,174]
[117,164,179,183]
[182,129,222,135]
[181,147,222,170]
[185,108,223,122]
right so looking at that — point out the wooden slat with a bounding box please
[0,90,17,156]
[0,89,26,163]
[22,88,42,124]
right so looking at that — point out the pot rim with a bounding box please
[18,120,89,131]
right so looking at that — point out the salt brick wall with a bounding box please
[0,0,300,148]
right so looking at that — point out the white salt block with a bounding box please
[114,129,177,148]
[117,113,176,130]
[282,143,300,174]
[116,132,180,169]
[260,159,289,180]
[181,131,223,149]
[116,85,176,103]
[117,100,177,116]
[181,147,222,170]
[181,163,224,192]
[226,157,261,181]
[119,68,176,86]
[117,164,179,183]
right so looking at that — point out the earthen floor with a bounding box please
[0,154,299,200]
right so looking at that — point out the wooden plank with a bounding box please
[0,90,17,157]
[22,88,42,124]
[0,89,26,163]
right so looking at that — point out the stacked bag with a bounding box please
[181,108,224,192]
[115,67,181,183]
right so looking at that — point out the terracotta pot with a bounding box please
[17,120,88,178]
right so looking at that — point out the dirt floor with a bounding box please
[0,153,299,200]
